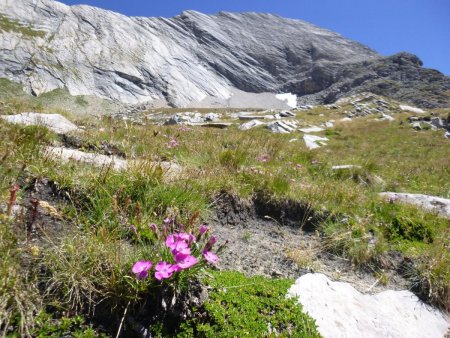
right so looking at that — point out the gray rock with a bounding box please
[279,111,296,118]
[288,273,450,338]
[164,113,204,125]
[46,146,128,170]
[239,119,265,131]
[238,115,274,120]
[411,122,422,130]
[45,146,182,179]
[380,192,450,218]
[430,117,446,129]
[445,131,450,139]
[266,121,298,133]
[204,113,221,121]
[298,105,314,110]
[408,116,420,122]
[303,134,329,149]
[1,113,81,134]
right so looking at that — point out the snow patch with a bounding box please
[275,93,297,108]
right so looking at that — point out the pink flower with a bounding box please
[175,255,198,269]
[163,217,173,224]
[199,224,209,235]
[177,232,195,244]
[149,223,158,232]
[165,234,179,249]
[203,251,219,264]
[132,261,153,279]
[172,243,191,257]
[129,225,138,236]
[166,139,179,149]
[204,235,217,252]
[155,261,175,280]
[257,154,270,162]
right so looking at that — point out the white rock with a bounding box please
[45,146,127,170]
[322,121,334,128]
[445,131,450,139]
[288,273,450,338]
[340,117,352,122]
[379,192,450,218]
[303,134,328,149]
[45,147,182,179]
[332,165,362,170]
[400,105,425,114]
[299,126,325,133]
[1,113,81,134]
[239,119,265,131]
[377,113,395,121]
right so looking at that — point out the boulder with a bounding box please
[45,146,182,179]
[411,122,422,130]
[267,121,298,133]
[279,111,296,118]
[379,192,450,218]
[163,113,204,125]
[204,113,221,121]
[288,273,450,338]
[46,146,127,170]
[239,119,265,131]
[1,113,81,134]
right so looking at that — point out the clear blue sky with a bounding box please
[58,0,450,75]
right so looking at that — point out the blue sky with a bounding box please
[59,0,450,75]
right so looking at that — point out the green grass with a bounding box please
[0,14,45,38]
[0,92,449,335]
[177,271,321,337]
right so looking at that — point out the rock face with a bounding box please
[288,273,450,338]
[1,0,449,108]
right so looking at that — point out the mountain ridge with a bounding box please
[0,0,449,108]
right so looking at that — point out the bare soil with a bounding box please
[209,192,410,294]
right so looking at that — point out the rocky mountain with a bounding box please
[1,0,449,108]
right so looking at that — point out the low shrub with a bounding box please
[178,271,321,337]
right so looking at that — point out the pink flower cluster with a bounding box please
[256,154,270,163]
[166,139,179,149]
[131,223,221,281]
